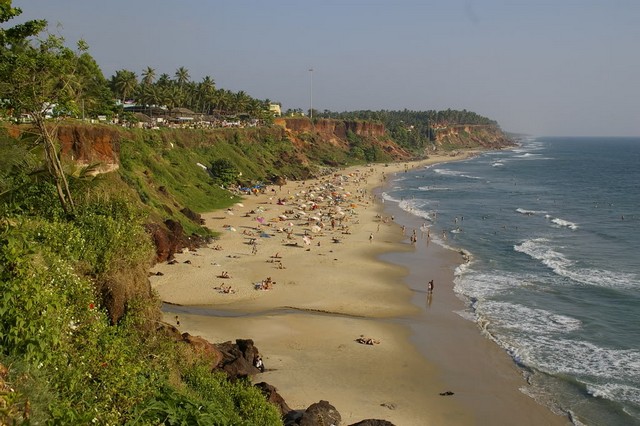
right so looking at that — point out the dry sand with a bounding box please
[150,153,569,425]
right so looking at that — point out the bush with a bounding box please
[0,187,282,424]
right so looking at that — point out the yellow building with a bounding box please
[269,103,282,117]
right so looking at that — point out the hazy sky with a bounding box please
[11,0,640,136]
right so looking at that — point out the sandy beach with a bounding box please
[150,152,569,425]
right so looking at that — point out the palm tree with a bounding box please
[141,66,156,86]
[198,76,216,113]
[157,73,171,88]
[213,89,232,114]
[232,90,250,114]
[111,69,138,103]
[174,67,190,86]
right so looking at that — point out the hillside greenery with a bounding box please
[314,108,499,153]
[0,125,283,425]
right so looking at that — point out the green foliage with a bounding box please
[210,158,239,186]
[0,177,282,424]
[315,108,499,153]
[131,366,282,425]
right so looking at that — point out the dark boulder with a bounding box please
[215,339,262,379]
[299,400,341,426]
[254,382,291,416]
[349,420,396,426]
[181,207,205,225]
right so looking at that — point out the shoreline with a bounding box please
[150,152,568,425]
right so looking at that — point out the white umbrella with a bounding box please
[311,225,321,233]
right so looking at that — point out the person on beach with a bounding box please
[369,233,373,243]
[254,354,265,373]
[428,280,434,292]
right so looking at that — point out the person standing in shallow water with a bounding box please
[428,280,434,292]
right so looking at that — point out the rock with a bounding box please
[283,409,305,426]
[215,339,262,379]
[349,421,396,426]
[181,207,205,225]
[254,382,291,416]
[299,400,341,426]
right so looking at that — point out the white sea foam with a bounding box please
[549,216,579,230]
[515,238,637,289]
[453,269,539,300]
[524,337,640,384]
[380,192,401,204]
[516,207,547,216]
[475,301,582,335]
[433,168,481,180]
[587,382,640,405]
[397,199,434,221]
[417,185,452,191]
[492,161,505,167]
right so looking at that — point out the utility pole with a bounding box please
[308,68,313,120]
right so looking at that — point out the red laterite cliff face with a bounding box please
[275,117,386,139]
[56,125,121,173]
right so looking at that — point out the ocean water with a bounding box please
[381,137,640,425]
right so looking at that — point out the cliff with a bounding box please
[275,117,386,139]
[57,125,121,173]
[432,124,513,150]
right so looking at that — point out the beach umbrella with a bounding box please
[226,210,234,215]
[226,227,236,232]
[235,203,244,207]
[311,225,321,233]
[288,222,295,228]
[303,236,311,245]
[279,214,288,220]
[256,217,265,224]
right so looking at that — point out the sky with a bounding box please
[11,0,640,136]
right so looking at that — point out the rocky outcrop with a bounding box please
[297,400,342,426]
[146,219,210,263]
[215,339,263,379]
[275,117,386,139]
[432,124,513,149]
[255,382,292,416]
[56,124,121,173]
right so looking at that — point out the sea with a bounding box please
[380,136,640,425]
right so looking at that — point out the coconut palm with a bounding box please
[156,73,171,88]
[197,76,216,113]
[111,69,138,103]
[141,66,156,86]
[174,67,190,86]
